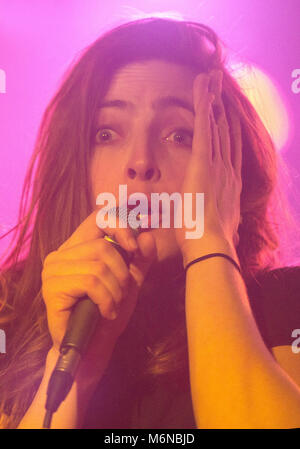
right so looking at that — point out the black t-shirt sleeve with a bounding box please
[246,266,300,350]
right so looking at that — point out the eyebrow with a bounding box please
[98,96,195,115]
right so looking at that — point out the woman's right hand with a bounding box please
[41,209,157,382]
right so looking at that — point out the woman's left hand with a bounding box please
[175,70,243,264]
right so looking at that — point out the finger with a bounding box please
[227,104,243,179]
[59,208,139,254]
[210,71,232,170]
[130,232,157,287]
[43,259,124,306]
[103,228,138,253]
[95,208,139,252]
[45,238,130,287]
[217,101,231,170]
[44,274,117,320]
[192,73,215,163]
[59,210,104,252]
[210,109,221,162]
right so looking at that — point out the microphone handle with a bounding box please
[60,298,99,355]
[45,238,133,414]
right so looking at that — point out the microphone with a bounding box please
[43,207,138,428]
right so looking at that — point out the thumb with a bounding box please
[129,232,157,288]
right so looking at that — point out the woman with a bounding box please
[1,17,300,429]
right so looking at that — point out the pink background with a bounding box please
[1,0,299,257]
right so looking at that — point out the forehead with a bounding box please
[108,60,196,91]
[98,60,197,116]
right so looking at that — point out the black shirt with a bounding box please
[82,266,300,429]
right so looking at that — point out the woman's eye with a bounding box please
[94,127,193,147]
[94,128,117,144]
[164,129,193,147]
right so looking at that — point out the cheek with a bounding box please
[90,152,117,205]
[167,153,190,189]
[90,148,121,186]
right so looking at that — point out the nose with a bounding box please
[124,151,161,182]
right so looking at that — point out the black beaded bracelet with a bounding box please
[185,252,241,275]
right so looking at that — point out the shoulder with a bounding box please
[246,266,300,350]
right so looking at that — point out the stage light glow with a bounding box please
[230,63,290,151]
[119,6,185,22]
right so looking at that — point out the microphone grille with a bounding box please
[103,206,140,266]
[109,206,140,236]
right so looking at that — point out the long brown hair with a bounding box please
[0,17,299,428]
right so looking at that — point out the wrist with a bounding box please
[180,232,238,269]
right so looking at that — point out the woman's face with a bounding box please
[90,59,199,262]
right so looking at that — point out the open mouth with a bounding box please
[138,211,161,228]
[121,203,163,228]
